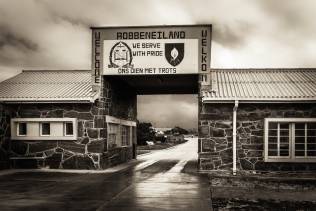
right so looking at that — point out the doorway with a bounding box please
[105,74,199,169]
[137,94,198,161]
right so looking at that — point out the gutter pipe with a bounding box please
[233,100,239,176]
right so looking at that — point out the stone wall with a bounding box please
[199,103,316,172]
[0,76,137,169]
[102,76,137,165]
[102,77,137,121]
[6,103,106,169]
[0,104,10,169]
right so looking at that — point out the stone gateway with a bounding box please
[0,25,316,176]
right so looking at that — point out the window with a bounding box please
[108,123,119,149]
[41,123,50,136]
[64,122,74,136]
[267,122,290,158]
[18,122,27,136]
[295,122,316,157]
[11,118,77,140]
[105,115,136,150]
[265,118,316,162]
[121,125,129,146]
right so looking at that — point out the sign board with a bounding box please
[91,25,212,83]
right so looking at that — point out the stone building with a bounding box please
[1,68,315,174]
[0,70,137,169]
[199,68,316,174]
[0,25,316,174]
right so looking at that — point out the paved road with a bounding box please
[0,138,211,211]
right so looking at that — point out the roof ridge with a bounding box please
[22,70,91,72]
[2,81,91,84]
[210,68,316,71]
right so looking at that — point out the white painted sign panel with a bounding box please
[103,39,198,75]
[91,25,212,80]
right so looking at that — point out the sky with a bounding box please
[0,0,316,129]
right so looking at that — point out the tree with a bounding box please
[171,126,188,135]
[137,122,155,145]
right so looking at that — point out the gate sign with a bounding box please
[91,25,211,80]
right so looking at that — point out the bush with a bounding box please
[137,122,155,145]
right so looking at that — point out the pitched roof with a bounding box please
[202,68,316,102]
[0,70,98,102]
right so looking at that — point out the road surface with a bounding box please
[0,138,211,211]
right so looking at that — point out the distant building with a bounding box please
[167,134,185,143]
[153,128,173,133]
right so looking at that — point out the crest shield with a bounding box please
[164,43,184,66]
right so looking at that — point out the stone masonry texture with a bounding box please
[0,76,137,169]
[199,102,316,172]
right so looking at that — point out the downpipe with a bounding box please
[233,100,239,176]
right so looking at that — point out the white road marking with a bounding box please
[134,159,158,171]
[167,159,189,173]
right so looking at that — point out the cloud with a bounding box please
[0,0,315,72]
[0,24,39,66]
[137,95,198,129]
[0,0,92,71]
[0,25,38,52]
[36,0,96,27]
[257,0,310,28]
[254,0,316,43]
[0,0,316,128]
[212,21,253,48]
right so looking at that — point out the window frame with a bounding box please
[17,122,27,136]
[105,115,136,150]
[121,125,130,147]
[64,122,74,136]
[40,122,51,136]
[107,123,119,150]
[264,118,316,162]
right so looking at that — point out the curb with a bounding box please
[0,160,140,176]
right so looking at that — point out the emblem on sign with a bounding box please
[108,41,133,68]
[164,43,184,66]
